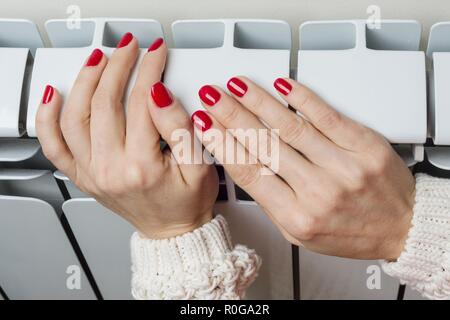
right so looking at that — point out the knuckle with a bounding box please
[221,104,241,125]
[350,167,370,192]
[124,163,151,190]
[91,88,113,111]
[293,215,321,241]
[128,89,147,107]
[234,164,262,189]
[322,187,345,213]
[316,110,341,131]
[93,173,109,192]
[60,115,88,135]
[93,167,123,195]
[171,115,192,131]
[250,93,265,112]
[281,117,306,145]
[60,108,90,134]
[369,147,392,175]
[360,129,387,150]
[110,50,135,66]
[294,88,313,110]
[76,69,95,84]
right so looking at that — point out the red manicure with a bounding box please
[227,77,247,97]
[148,37,164,52]
[274,78,292,96]
[116,32,133,48]
[85,48,103,67]
[191,110,212,132]
[199,85,221,106]
[151,82,173,108]
[42,85,54,104]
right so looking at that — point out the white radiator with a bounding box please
[1,17,450,300]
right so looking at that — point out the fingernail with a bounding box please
[199,85,221,106]
[274,78,292,96]
[42,85,54,104]
[191,110,212,132]
[148,37,164,52]
[85,48,103,67]
[116,32,133,48]
[151,82,173,108]
[227,77,247,97]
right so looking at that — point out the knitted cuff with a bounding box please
[381,173,450,300]
[130,215,261,300]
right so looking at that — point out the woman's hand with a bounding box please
[193,77,415,261]
[35,34,218,239]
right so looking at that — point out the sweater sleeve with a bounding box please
[130,214,261,300]
[381,173,450,300]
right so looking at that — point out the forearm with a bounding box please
[381,173,450,300]
[130,215,261,300]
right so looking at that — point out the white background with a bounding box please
[1,0,450,65]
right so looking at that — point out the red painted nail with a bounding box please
[116,32,133,48]
[199,85,221,106]
[274,78,292,96]
[148,37,164,52]
[85,48,103,67]
[227,77,248,97]
[42,85,54,104]
[151,82,173,108]
[191,110,212,132]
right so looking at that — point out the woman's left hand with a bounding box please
[35,35,218,239]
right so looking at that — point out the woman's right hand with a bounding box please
[35,34,219,239]
[194,76,415,261]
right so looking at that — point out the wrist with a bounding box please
[137,210,214,239]
[384,207,414,262]
[382,190,415,262]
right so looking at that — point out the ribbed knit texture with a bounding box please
[130,174,450,300]
[381,173,450,300]
[130,215,261,300]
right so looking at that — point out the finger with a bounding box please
[126,37,166,164]
[149,81,206,181]
[36,85,77,180]
[192,110,299,231]
[198,84,314,185]
[226,77,347,167]
[90,32,139,162]
[273,77,373,151]
[60,48,107,170]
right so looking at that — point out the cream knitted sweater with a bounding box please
[130,173,450,300]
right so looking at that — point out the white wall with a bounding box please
[1,0,450,64]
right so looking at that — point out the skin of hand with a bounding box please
[193,77,415,261]
[35,34,218,239]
